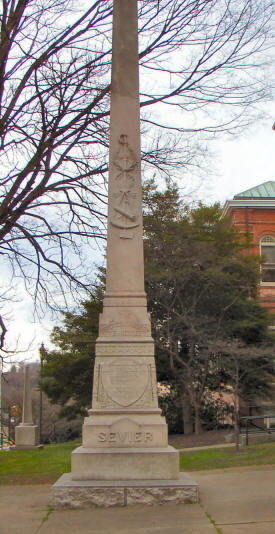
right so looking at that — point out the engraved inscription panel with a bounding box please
[98,431,153,444]
[99,321,150,337]
[101,362,148,407]
[96,343,154,356]
[93,361,157,409]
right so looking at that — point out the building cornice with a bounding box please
[222,199,275,218]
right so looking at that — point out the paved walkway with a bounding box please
[180,442,235,452]
[1,466,274,534]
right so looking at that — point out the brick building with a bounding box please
[223,181,275,317]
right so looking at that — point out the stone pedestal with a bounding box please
[70,340,179,482]
[72,446,179,481]
[15,424,39,449]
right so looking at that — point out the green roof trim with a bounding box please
[234,181,275,199]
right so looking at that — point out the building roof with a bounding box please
[222,181,275,217]
[234,181,275,199]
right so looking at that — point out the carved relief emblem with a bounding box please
[113,134,137,177]
[101,362,149,407]
[110,134,140,239]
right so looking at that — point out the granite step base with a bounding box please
[52,472,199,508]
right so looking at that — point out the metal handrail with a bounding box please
[240,414,275,446]
[240,414,275,420]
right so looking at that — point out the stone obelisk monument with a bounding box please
[53,0,198,507]
[15,365,39,449]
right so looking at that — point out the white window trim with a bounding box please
[260,235,275,286]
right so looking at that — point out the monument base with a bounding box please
[52,472,199,508]
[15,424,39,448]
[71,445,179,481]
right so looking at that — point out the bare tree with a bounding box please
[0,0,274,357]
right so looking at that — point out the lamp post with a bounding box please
[11,404,18,442]
[39,343,46,444]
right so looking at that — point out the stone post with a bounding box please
[15,365,39,449]
[22,365,33,425]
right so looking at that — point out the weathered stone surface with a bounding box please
[53,487,125,508]
[52,473,199,508]
[101,0,145,302]
[15,424,39,448]
[71,446,179,481]
[22,366,33,424]
[95,342,154,357]
[126,487,198,506]
[82,415,168,449]
[92,357,158,411]
[15,365,39,448]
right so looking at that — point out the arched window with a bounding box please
[260,235,275,283]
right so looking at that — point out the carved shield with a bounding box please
[101,362,149,407]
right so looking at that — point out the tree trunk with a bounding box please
[233,394,240,452]
[194,402,203,435]
[234,417,240,452]
[233,362,240,452]
[182,395,193,435]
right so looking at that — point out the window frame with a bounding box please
[260,235,275,286]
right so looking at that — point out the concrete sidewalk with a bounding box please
[180,442,235,452]
[1,466,274,534]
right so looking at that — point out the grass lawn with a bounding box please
[0,440,81,485]
[180,442,275,471]
[0,440,274,484]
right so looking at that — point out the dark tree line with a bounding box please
[143,182,275,440]
[39,182,275,437]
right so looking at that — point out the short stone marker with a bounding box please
[15,365,40,449]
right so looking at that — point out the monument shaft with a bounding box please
[98,0,150,342]
[106,0,144,294]
[22,365,33,425]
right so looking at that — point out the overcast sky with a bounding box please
[212,102,275,204]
